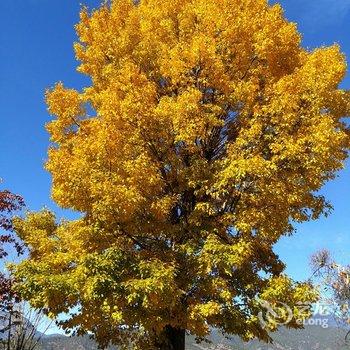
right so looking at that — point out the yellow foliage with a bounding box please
[12,0,350,348]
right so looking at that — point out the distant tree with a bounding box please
[0,190,24,258]
[12,0,350,349]
[0,187,26,349]
[0,301,51,350]
[310,250,350,344]
[0,188,23,310]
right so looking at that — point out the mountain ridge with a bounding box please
[37,324,350,350]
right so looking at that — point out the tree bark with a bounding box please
[155,326,185,350]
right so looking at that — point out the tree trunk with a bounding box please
[155,326,185,350]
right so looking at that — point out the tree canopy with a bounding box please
[12,0,350,348]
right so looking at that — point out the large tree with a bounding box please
[12,0,350,349]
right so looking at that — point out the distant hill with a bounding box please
[38,324,350,350]
[40,334,101,350]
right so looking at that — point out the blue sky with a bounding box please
[1,0,350,312]
[271,0,350,281]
